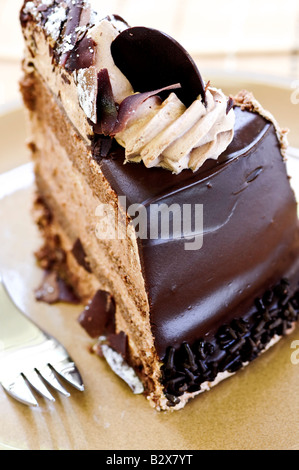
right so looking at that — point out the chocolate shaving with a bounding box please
[60,0,91,68]
[205,80,211,92]
[61,72,71,85]
[71,239,92,273]
[39,2,59,27]
[226,96,235,115]
[93,69,119,136]
[101,14,130,29]
[107,332,128,360]
[37,3,52,13]
[112,83,181,135]
[65,35,96,72]
[78,290,116,338]
[20,10,32,28]
[92,135,114,161]
[35,271,80,305]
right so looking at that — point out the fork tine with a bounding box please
[23,370,56,402]
[52,358,84,392]
[0,275,85,405]
[38,365,71,397]
[1,375,38,407]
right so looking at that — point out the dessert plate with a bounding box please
[0,76,299,450]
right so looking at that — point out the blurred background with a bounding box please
[1,0,299,107]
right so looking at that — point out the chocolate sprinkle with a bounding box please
[161,279,299,403]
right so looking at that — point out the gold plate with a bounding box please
[0,76,299,450]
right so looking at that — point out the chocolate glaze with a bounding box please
[96,107,299,359]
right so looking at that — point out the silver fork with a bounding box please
[0,274,84,406]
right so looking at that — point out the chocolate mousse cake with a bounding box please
[20,0,299,411]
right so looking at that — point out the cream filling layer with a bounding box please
[115,87,235,174]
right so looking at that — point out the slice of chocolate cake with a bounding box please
[20,0,299,411]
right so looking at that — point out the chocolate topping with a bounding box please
[111,27,206,107]
[78,290,116,338]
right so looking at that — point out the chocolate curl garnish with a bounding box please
[112,83,182,136]
[93,69,119,136]
[78,290,116,338]
[60,0,91,68]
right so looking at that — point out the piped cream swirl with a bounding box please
[115,86,235,174]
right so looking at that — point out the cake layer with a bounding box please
[34,197,165,400]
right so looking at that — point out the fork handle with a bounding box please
[0,276,45,352]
